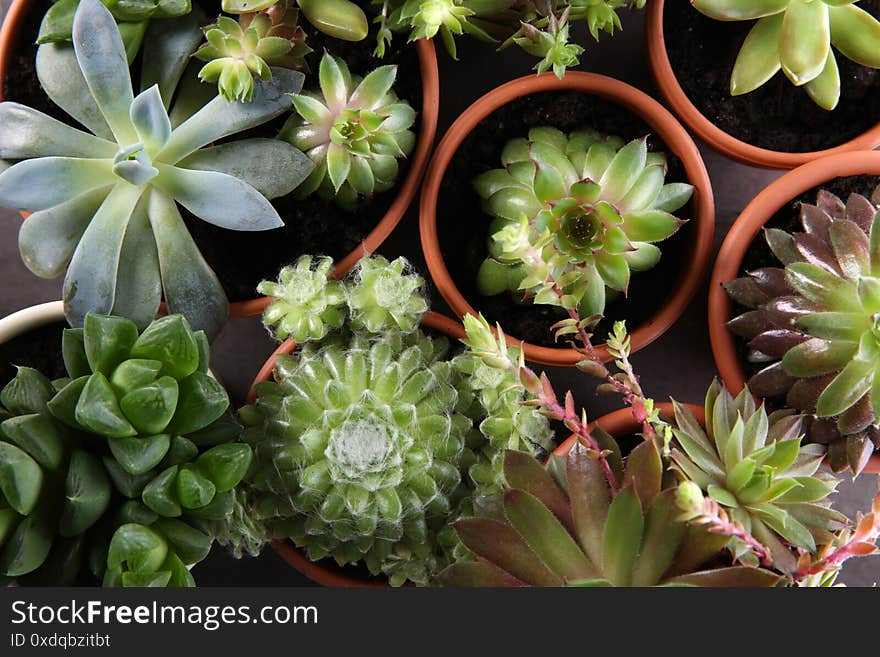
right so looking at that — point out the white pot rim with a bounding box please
[0,301,65,345]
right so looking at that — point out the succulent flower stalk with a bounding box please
[195,2,311,102]
[0,0,314,340]
[692,0,880,110]
[726,186,880,473]
[280,53,417,208]
[474,127,692,317]
[0,313,251,586]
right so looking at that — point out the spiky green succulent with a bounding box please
[38,0,193,63]
[437,445,782,587]
[692,0,880,110]
[669,380,845,573]
[0,313,251,586]
[279,52,416,208]
[0,0,314,341]
[195,3,310,102]
[346,256,428,333]
[513,9,584,77]
[726,186,880,474]
[474,127,692,317]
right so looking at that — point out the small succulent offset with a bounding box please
[726,187,880,474]
[259,255,427,343]
[38,0,193,63]
[223,0,371,41]
[279,52,417,208]
[669,381,844,573]
[0,314,251,586]
[0,0,314,341]
[437,446,781,587]
[692,0,880,110]
[195,2,311,102]
[474,127,692,317]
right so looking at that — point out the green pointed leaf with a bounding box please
[816,359,872,417]
[1,367,56,415]
[107,523,168,573]
[153,518,211,565]
[0,508,53,576]
[83,313,139,376]
[167,372,229,436]
[142,466,182,517]
[779,0,830,85]
[602,486,643,587]
[109,434,171,476]
[176,466,215,509]
[631,490,686,586]
[0,442,43,515]
[59,449,111,537]
[1,414,65,471]
[195,443,251,493]
[62,329,90,379]
[130,315,199,380]
[119,376,179,435]
[75,373,136,438]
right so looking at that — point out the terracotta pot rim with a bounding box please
[419,70,715,367]
[247,310,465,587]
[645,0,880,170]
[708,150,880,474]
[0,301,65,345]
[0,2,440,321]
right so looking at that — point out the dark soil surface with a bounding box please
[0,320,68,389]
[437,91,695,348]
[1,0,422,303]
[735,175,880,385]
[664,0,880,153]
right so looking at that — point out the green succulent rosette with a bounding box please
[0,313,251,587]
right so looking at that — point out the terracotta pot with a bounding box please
[245,310,465,587]
[708,151,880,474]
[646,0,880,170]
[552,402,704,457]
[0,0,441,320]
[420,71,715,367]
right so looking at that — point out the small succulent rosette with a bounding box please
[726,186,880,473]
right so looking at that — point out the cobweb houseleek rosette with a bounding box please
[691,0,880,110]
[279,52,416,209]
[0,0,313,340]
[474,126,693,317]
[726,186,880,473]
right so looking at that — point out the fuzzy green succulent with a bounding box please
[195,3,310,102]
[726,186,880,474]
[38,0,193,63]
[437,445,782,587]
[0,0,314,341]
[669,380,845,573]
[474,127,692,317]
[279,52,416,208]
[692,0,880,110]
[346,256,428,333]
[0,313,251,586]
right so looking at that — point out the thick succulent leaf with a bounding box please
[152,518,211,565]
[786,262,859,310]
[130,315,199,379]
[318,53,349,110]
[0,508,53,577]
[805,51,841,110]
[665,566,781,587]
[732,15,783,95]
[158,68,303,163]
[83,313,139,375]
[829,4,880,68]
[599,137,646,201]
[18,188,109,279]
[72,0,138,144]
[502,451,573,533]
[0,157,115,212]
[75,373,136,438]
[782,337,856,377]
[59,449,111,537]
[0,103,116,159]
[779,0,830,86]
[196,443,251,492]
[1,413,64,471]
[64,184,144,327]
[504,489,597,582]
[566,443,610,566]
[130,86,172,155]
[146,191,228,341]
[109,434,171,475]
[153,165,283,231]
[350,65,397,110]
[691,0,789,20]
[652,183,693,213]
[35,43,113,140]
[435,561,525,587]
[1,366,56,415]
[621,210,682,242]
[602,486,643,587]
[816,358,873,417]
[141,466,182,517]
[178,139,314,200]
[141,9,205,105]
[0,442,43,515]
[622,440,663,509]
[107,523,168,573]
[631,490,686,586]
[453,517,564,586]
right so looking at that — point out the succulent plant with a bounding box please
[195,3,311,102]
[346,256,428,333]
[236,330,473,585]
[0,0,314,340]
[692,0,880,110]
[669,380,845,573]
[437,445,782,586]
[726,187,880,473]
[474,127,692,317]
[38,0,193,63]
[279,52,416,208]
[223,0,370,41]
[0,313,251,586]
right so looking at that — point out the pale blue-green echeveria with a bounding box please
[279,52,416,209]
[0,0,314,340]
[692,0,880,110]
[474,126,692,317]
[37,0,193,63]
[195,3,310,102]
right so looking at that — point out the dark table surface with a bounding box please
[0,3,877,586]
